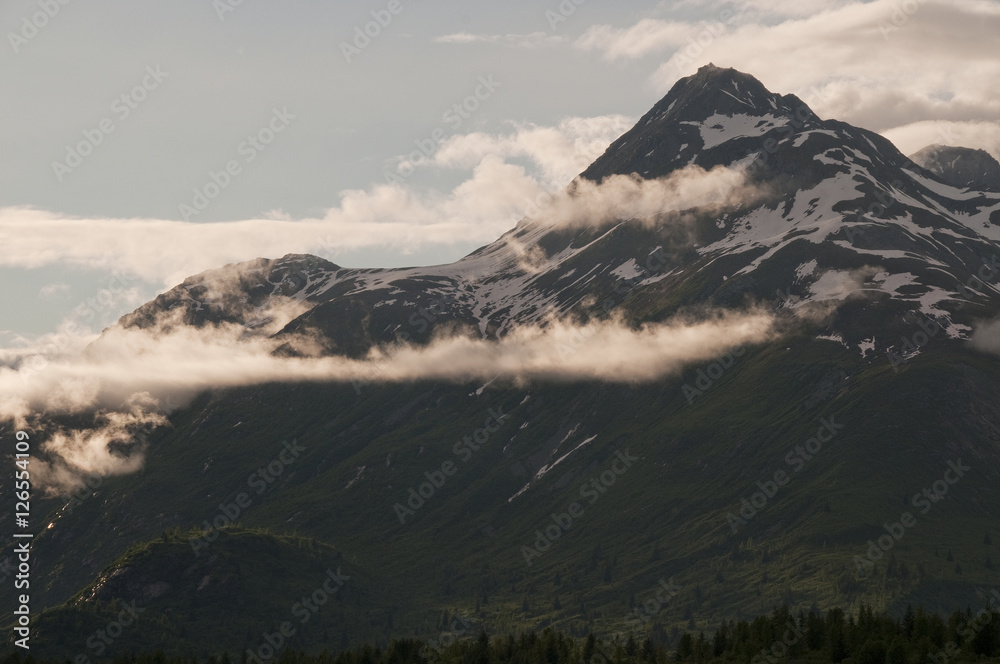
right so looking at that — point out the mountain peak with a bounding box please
[660,64,783,119]
[693,62,757,84]
[909,144,1000,192]
[694,62,732,79]
[580,65,820,182]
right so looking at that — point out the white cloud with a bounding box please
[657,0,859,20]
[578,0,1000,156]
[30,393,167,494]
[534,164,758,228]
[39,283,71,299]
[728,0,853,18]
[576,19,696,60]
[5,304,779,494]
[0,127,774,496]
[0,184,523,289]
[434,32,566,48]
[428,115,635,190]
[0,116,632,288]
[882,120,1000,161]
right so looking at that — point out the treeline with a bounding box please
[4,604,999,664]
[671,604,999,664]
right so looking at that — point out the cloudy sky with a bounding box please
[2,0,999,341]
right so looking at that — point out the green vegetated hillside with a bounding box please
[7,63,1000,660]
[25,529,387,660]
[9,327,1000,657]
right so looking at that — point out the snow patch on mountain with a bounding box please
[902,168,982,200]
[793,129,839,148]
[682,113,790,150]
[817,333,848,349]
[808,270,867,303]
[611,259,645,280]
[872,272,917,294]
[795,260,818,280]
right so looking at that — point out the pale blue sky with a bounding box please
[1,0,659,221]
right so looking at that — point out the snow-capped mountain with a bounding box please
[910,144,1000,192]
[121,64,1000,358]
[21,66,1000,656]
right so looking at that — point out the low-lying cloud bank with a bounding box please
[1,109,767,496]
[5,307,779,494]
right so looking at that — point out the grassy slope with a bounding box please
[26,528,391,660]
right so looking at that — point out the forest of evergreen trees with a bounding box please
[5,604,999,664]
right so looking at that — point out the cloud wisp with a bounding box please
[0,116,634,288]
[434,32,567,48]
[969,318,1000,356]
[2,147,767,495]
[534,164,759,229]
[0,117,753,295]
[5,302,779,494]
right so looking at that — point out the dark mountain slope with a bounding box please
[7,65,1000,657]
[910,144,1000,192]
